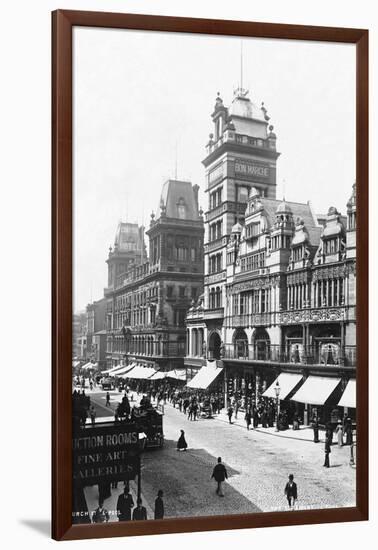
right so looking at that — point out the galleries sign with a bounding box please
[73,422,139,485]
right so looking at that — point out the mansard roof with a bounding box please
[158,179,200,221]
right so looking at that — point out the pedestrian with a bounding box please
[154,489,164,520]
[253,407,260,428]
[284,474,298,509]
[227,405,233,424]
[211,457,228,497]
[92,501,109,523]
[324,438,331,467]
[89,404,96,426]
[292,412,300,431]
[335,421,344,447]
[132,499,147,521]
[311,416,319,443]
[245,409,252,430]
[261,408,268,428]
[106,391,111,407]
[234,399,240,420]
[116,487,134,521]
[344,416,353,445]
[193,402,198,421]
[177,429,188,451]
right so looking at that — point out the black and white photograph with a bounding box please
[71,27,357,525]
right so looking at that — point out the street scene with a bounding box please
[73,381,355,522]
[72,30,356,525]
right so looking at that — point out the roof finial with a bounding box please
[282,178,286,201]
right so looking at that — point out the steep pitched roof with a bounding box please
[259,198,322,247]
[158,180,199,221]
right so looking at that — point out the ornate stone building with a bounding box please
[105,179,204,371]
[185,89,356,421]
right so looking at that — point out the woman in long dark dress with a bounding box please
[177,429,188,451]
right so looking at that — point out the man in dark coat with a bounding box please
[154,489,164,520]
[211,456,228,497]
[311,416,320,443]
[116,487,134,521]
[132,498,147,521]
[284,474,298,508]
[344,416,353,445]
[324,438,331,467]
[227,405,233,424]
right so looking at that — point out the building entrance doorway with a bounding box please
[208,331,221,360]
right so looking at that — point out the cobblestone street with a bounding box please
[88,390,356,520]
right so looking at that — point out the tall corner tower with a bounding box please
[202,88,280,341]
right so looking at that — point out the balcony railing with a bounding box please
[205,236,227,253]
[203,308,224,319]
[231,313,272,327]
[106,341,186,358]
[222,343,356,367]
[205,201,247,222]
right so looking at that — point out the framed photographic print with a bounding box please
[52,10,368,541]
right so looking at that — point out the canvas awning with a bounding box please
[186,362,223,389]
[290,376,341,405]
[123,365,157,380]
[112,364,136,376]
[81,362,97,370]
[165,369,187,381]
[338,380,356,408]
[262,373,303,400]
[149,371,166,380]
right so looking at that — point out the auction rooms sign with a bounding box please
[73,422,139,485]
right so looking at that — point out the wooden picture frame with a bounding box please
[52,9,368,541]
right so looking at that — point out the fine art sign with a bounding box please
[73,423,139,485]
[52,9,368,543]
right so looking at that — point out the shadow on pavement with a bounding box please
[141,437,260,519]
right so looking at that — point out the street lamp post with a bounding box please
[274,380,281,432]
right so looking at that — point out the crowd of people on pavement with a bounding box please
[91,484,165,523]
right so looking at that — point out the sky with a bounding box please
[73,27,356,313]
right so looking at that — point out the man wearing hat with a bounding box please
[116,486,134,522]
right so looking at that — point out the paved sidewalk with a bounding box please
[84,479,154,523]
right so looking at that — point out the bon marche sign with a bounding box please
[234,158,270,180]
[73,422,139,485]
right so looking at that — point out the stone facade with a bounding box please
[105,179,204,370]
[185,89,356,415]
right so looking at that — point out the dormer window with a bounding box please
[292,246,303,262]
[177,198,186,219]
[324,238,338,255]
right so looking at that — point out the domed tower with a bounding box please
[202,88,280,325]
[268,199,294,269]
[227,220,243,269]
